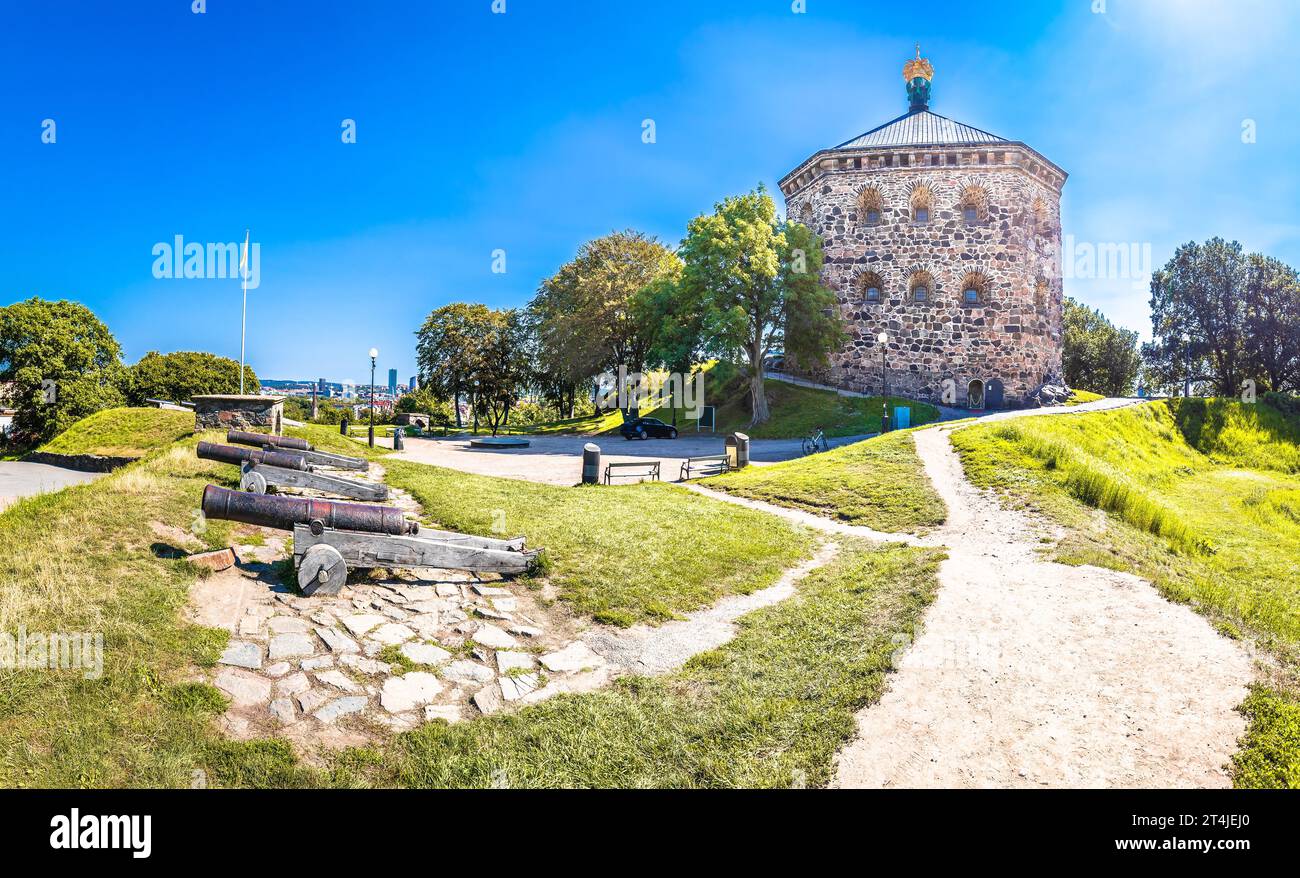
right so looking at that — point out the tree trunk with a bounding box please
[749,342,770,427]
[749,368,770,425]
[453,376,463,429]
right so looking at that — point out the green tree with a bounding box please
[1146,238,1249,396]
[1243,254,1300,393]
[126,350,258,405]
[396,388,456,427]
[470,309,531,436]
[678,185,844,426]
[1061,298,1141,396]
[636,272,703,427]
[415,303,493,428]
[530,230,681,397]
[0,298,126,444]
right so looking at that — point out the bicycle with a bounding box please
[801,428,828,455]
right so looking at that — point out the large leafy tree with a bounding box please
[530,230,681,392]
[1243,254,1300,393]
[0,298,126,444]
[127,350,258,405]
[415,303,494,428]
[635,272,704,426]
[1145,239,1300,396]
[470,309,531,436]
[1146,238,1249,396]
[678,185,843,426]
[1061,298,1140,396]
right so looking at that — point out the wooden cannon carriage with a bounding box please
[201,485,538,596]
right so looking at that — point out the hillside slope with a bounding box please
[37,407,194,458]
[950,397,1300,788]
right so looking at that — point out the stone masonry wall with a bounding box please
[194,397,285,433]
[783,146,1063,406]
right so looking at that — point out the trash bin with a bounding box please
[726,432,751,469]
[340,417,349,436]
[392,428,405,451]
[581,442,601,485]
[894,407,911,430]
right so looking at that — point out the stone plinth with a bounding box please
[395,412,431,428]
[194,395,285,434]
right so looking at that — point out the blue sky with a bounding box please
[2,0,1297,384]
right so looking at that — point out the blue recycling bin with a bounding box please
[893,406,911,430]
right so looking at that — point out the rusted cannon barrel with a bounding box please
[227,430,311,452]
[197,441,310,472]
[201,485,416,535]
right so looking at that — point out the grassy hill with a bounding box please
[37,407,194,458]
[950,397,1300,788]
[702,430,946,534]
[518,363,939,439]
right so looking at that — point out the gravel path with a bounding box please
[832,424,1255,788]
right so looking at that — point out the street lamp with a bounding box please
[878,331,890,433]
[368,347,378,448]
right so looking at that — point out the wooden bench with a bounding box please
[604,460,661,484]
[679,454,730,480]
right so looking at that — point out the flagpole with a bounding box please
[240,229,249,395]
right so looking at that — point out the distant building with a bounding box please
[388,369,397,397]
[409,375,418,393]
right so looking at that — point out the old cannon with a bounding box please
[197,441,388,502]
[226,429,369,471]
[201,485,538,596]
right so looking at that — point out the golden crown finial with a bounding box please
[903,43,934,82]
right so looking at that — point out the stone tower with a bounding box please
[778,47,1066,407]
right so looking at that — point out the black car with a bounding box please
[620,417,678,440]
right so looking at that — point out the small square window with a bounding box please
[963,206,978,223]
[866,287,881,301]
[866,209,881,224]
[914,207,929,223]
[963,288,979,303]
[913,286,928,302]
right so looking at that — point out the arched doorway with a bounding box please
[967,379,985,411]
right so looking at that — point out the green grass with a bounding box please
[0,436,242,787]
[1066,389,1105,405]
[383,460,816,626]
[702,430,946,534]
[364,540,944,788]
[949,398,1300,787]
[3,409,941,788]
[37,407,194,458]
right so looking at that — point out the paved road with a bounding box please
[0,461,103,512]
[387,432,872,486]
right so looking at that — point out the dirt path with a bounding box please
[832,425,1255,788]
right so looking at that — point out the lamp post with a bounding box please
[1183,333,1192,399]
[878,331,890,433]
[368,347,378,448]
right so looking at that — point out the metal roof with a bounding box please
[836,109,1010,149]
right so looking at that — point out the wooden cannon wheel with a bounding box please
[298,543,348,597]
